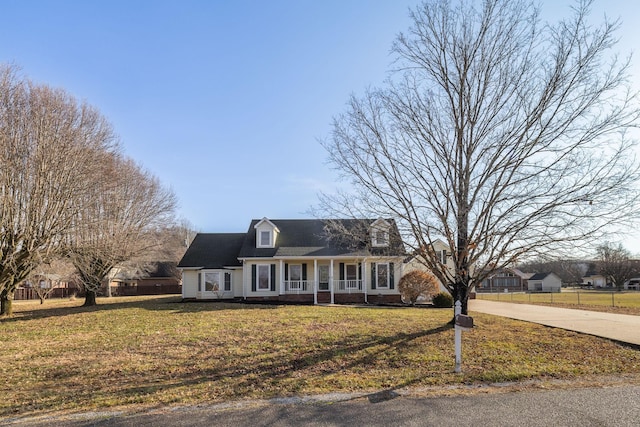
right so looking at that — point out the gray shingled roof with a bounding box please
[177,233,246,268]
[237,218,405,258]
[178,219,406,270]
[528,272,551,281]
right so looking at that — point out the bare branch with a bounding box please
[320,0,640,314]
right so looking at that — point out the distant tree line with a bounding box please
[0,64,180,315]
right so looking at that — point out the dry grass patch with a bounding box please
[1,296,639,417]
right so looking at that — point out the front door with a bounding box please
[318,265,330,291]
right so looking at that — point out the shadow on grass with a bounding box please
[1,296,288,323]
[3,295,444,323]
[2,299,455,416]
[77,323,453,408]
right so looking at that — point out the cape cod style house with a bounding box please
[178,217,409,304]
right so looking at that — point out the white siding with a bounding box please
[232,269,243,297]
[181,270,199,299]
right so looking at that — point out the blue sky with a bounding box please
[2,0,640,251]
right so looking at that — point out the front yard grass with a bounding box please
[1,296,640,417]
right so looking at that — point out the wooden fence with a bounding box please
[13,284,181,301]
[13,287,79,301]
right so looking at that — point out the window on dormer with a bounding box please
[372,229,389,247]
[375,230,388,246]
[259,230,271,247]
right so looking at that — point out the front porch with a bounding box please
[240,256,402,304]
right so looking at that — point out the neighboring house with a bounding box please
[402,238,455,293]
[623,278,640,290]
[478,268,532,292]
[581,270,608,288]
[109,261,182,296]
[527,272,562,293]
[178,217,408,304]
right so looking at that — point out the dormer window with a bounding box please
[254,217,279,248]
[374,230,388,246]
[370,218,391,248]
[259,230,271,247]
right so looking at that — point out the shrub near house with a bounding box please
[398,270,439,304]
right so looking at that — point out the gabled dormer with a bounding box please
[254,217,280,248]
[370,218,391,247]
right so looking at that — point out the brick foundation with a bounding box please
[245,296,281,302]
[334,293,366,304]
[278,294,314,303]
[243,293,402,305]
[316,292,331,304]
[367,294,403,304]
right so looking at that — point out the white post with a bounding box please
[314,259,318,305]
[454,300,462,373]
[330,259,335,304]
[363,259,367,304]
[242,261,247,299]
[279,260,285,295]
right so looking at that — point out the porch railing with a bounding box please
[284,280,312,292]
[337,280,362,291]
[282,279,365,293]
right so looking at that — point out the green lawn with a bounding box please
[477,290,640,314]
[1,296,640,417]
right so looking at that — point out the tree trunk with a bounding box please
[450,282,469,323]
[84,289,97,306]
[1,292,13,316]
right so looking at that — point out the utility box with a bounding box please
[455,314,474,330]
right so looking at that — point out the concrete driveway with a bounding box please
[470,299,640,346]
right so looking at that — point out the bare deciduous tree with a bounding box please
[66,153,177,306]
[146,219,198,264]
[321,0,640,315]
[596,242,638,290]
[0,64,117,315]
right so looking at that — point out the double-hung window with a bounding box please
[259,230,271,247]
[224,272,232,291]
[375,230,388,246]
[376,263,389,288]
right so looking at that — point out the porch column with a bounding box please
[363,259,367,304]
[330,259,335,304]
[242,261,247,299]
[314,259,318,305]
[279,259,285,295]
